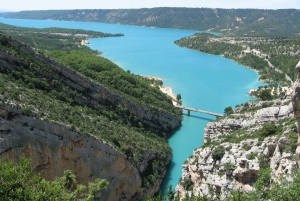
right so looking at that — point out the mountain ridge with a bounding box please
[3,7,300,37]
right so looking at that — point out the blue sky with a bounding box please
[2,0,300,11]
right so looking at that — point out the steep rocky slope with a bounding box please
[176,90,298,199]
[0,32,181,200]
[0,103,146,200]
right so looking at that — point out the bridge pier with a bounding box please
[188,110,190,116]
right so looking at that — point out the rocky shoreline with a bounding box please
[176,97,296,199]
[175,62,300,200]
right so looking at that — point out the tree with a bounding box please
[176,94,182,101]
[87,178,109,200]
[224,106,233,116]
[259,89,272,101]
[211,145,225,161]
[0,157,109,200]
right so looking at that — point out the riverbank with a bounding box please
[175,96,295,199]
[81,39,89,45]
[175,33,296,87]
[143,76,178,105]
[160,85,178,105]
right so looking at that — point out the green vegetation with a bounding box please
[257,123,279,138]
[202,117,296,149]
[0,23,180,119]
[248,84,290,101]
[229,166,300,201]
[4,8,300,37]
[224,106,233,116]
[0,157,109,200]
[211,145,225,161]
[9,157,300,201]
[147,168,300,200]
[0,26,176,188]
[175,33,300,85]
[2,9,300,200]
[181,177,194,191]
[46,50,179,116]
[0,23,123,54]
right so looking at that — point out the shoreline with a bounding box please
[81,39,90,45]
[81,39,103,55]
[159,85,178,105]
[144,76,178,105]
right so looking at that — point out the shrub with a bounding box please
[212,145,225,161]
[0,157,109,200]
[21,107,32,116]
[284,131,298,153]
[181,177,194,191]
[247,152,257,160]
[258,123,279,138]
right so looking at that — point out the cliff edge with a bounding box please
[0,32,181,200]
[175,62,300,199]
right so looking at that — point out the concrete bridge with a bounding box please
[175,105,224,118]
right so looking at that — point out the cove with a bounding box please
[0,17,264,194]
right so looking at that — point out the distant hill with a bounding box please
[0,10,13,12]
[0,10,13,16]
[3,8,300,37]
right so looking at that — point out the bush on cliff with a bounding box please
[0,157,109,200]
[211,145,225,162]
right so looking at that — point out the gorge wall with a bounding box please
[0,33,180,200]
[176,94,297,199]
[0,103,159,200]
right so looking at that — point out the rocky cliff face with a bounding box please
[175,97,297,199]
[0,33,180,200]
[0,103,161,200]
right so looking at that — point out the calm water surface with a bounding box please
[0,17,264,194]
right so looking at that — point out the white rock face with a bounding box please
[176,98,297,200]
[0,104,159,201]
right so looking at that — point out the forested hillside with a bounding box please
[175,33,300,86]
[0,23,123,54]
[3,8,300,37]
[0,23,180,120]
[0,23,181,194]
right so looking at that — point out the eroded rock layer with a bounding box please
[176,98,296,199]
[0,103,148,200]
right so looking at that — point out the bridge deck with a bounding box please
[175,105,223,117]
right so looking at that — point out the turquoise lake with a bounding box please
[0,18,263,194]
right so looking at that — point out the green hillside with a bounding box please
[0,24,180,188]
[3,8,300,37]
[175,33,300,85]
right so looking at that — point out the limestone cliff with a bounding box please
[0,102,163,200]
[176,96,297,199]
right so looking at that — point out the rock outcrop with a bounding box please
[0,103,159,200]
[176,97,297,199]
[292,61,300,159]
